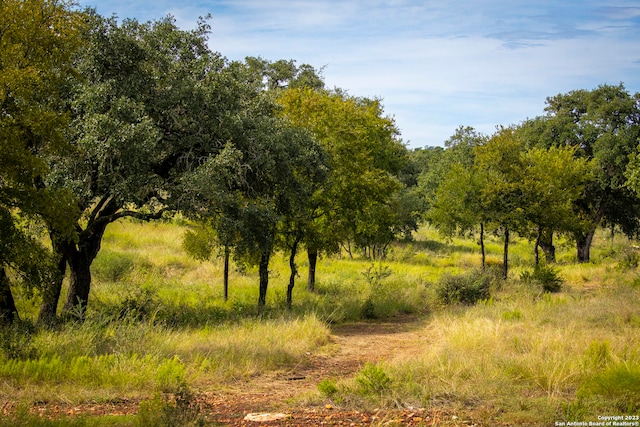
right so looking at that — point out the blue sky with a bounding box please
[78,0,640,148]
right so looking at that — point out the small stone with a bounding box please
[243,412,290,422]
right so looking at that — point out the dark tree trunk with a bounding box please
[0,268,19,324]
[223,245,229,302]
[258,250,270,312]
[479,222,486,270]
[502,227,509,280]
[534,225,541,267]
[539,228,556,263]
[38,250,67,326]
[62,221,110,320]
[287,240,299,309]
[307,248,318,292]
[64,252,93,319]
[576,231,595,263]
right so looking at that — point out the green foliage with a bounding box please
[355,362,392,395]
[617,248,640,270]
[317,378,338,397]
[0,320,37,360]
[579,364,640,411]
[520,264,563,293]
[155,356,187,393]
[583,341,613,371]
[181,227,216,261]
[91,250,136,282]
[434,270,492,305]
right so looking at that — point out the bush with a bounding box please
[355,362,392,395]
[0,321,37,360]
[137,384,203,427]
[520,264,563,293]
[435,270,492,305]
[317,379,338,397]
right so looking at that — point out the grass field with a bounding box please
[1,219,639,426]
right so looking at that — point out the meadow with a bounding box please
[1,219,639,426]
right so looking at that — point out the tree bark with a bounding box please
[287,240,299,309]
[534,225,541,267]
[38,250,67,326]
[223,245,229,302]
[307,248,317,292]
[0,268,19,324]
[62,221,110,320]
[502,227,509,280]
[576,231,595,263]
[258,250,270,312]
[539,228,556,263]
[479,222,486,270]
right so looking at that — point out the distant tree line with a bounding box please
[2,0,640,323]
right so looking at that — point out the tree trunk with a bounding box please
[0,268,19,324]
[576,231,595,263]
[307,248,318,292]
[539,228,556,263]
[479,222,486,270]
[38,250,67,326]
[258,250,270,312]
[502,227,509,280]
[534,225,541,267]
[62,222,109,320]
[63,252,93,319]
[287,240,299,309]
[223,245,229,302]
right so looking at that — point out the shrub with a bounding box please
[137,384,203,427]
[0,321,37,360]
[435,270,492,305]
[355,362,392,395]
[617,248,640,270]
[318,379,338,397]
[520,264,563,293]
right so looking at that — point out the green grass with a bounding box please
[2,219,640,425]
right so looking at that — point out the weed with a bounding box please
[361,263,392,287]
[0,320,37,360]
[137,384,203,427]
[92,250,136,282]
[583,340,613,371]
[520,264,563,293]
[434,269,491,305]
[356,363,392,395]
[156,356,186,393]
[617,248,640,270]
[579,363,640,411]
[317,378,338,397]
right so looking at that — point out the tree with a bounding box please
[277,87,407,289]
[42,14,238,320]
[474,126,529,279]
[426,127,488,268]
[533,84,640,262]
[516,140,591,266]
[0,0,83,323]
[179,58,329,310]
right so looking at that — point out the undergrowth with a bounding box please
[2,221,640,426]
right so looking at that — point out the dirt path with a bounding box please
[28,316,477,426]
[200,315,458,426]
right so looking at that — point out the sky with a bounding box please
[78,0,640,148]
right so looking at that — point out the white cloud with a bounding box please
[80,0,640,147]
